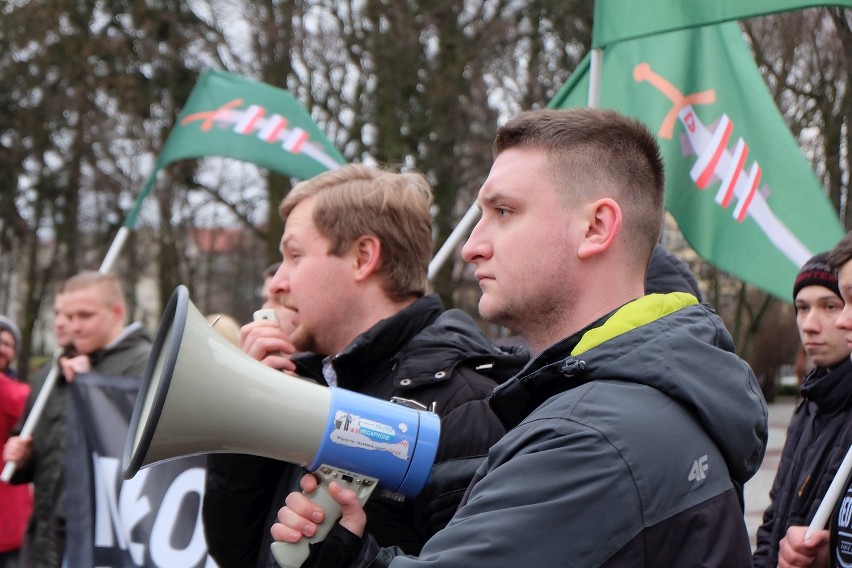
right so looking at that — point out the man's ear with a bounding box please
[577,198,622,259]
[112,302,126,323]
[352,235,383,281]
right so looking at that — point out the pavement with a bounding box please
[743,396,797,548]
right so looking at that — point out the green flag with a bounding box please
[550,22,844,301]
[156,70,345,176]
[125,70,346,228]
[593,0,852,47]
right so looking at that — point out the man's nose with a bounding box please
[801,311,821,331]
[270,266,290,294]
[462,222,489,263]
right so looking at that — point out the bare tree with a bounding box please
[1,0,846,383]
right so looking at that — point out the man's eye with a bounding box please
[496,207,510,217]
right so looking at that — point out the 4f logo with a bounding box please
[689,455,709,482]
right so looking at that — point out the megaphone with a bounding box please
[123,286,440,568]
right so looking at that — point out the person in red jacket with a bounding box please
[1,363,32,567]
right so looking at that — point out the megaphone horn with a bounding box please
[123,286,440,568]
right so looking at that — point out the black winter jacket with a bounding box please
[202,294,528,567]
[753,357,852,567]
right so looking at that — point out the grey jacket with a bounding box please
[347,293,767,567]
[11,323,151,568]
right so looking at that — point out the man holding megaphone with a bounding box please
[202,164,529,567]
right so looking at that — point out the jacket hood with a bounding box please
[394,304,529,387]
[494,293,767,484]
[87,322,152,374]
[645,244,704,301]
[801,356,852,413]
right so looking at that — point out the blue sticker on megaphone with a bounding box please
[330,411,410,460]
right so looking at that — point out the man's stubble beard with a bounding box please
[480,291,572,347]
[290,326,316,355]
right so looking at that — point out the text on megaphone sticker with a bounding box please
[329,411,411,460]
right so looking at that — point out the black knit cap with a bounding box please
[793,252,840,301]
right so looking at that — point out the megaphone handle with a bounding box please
[271,465,378,568]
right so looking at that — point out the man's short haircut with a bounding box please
[280,164,433,300]
[63,271,127,308]
[493,108,665,270]
[828,231,852,273]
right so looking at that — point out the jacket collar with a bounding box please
[87,322,149,368]
[801,356,852,413]
[296,295,442,389]
[489,292,699,430]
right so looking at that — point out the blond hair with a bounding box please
[63,271,127,308]
[280,164,433,300]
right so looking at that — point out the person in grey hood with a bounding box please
[5,272,151,567]
[272,108,768,567]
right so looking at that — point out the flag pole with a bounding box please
[100,172,159,272]
[806,442,852,539]
[1,171,159,481]
[99,227,131,274]
[1,350,63,482]
[588,48,603,109]
[98,168,160,273]
[428,202,481,281]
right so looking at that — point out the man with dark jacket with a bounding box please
[273,108,768,567]
[4,272,151,568]
[202,164,528,567]
[753,252,852,567]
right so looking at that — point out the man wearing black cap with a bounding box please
[753,252,852,567]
